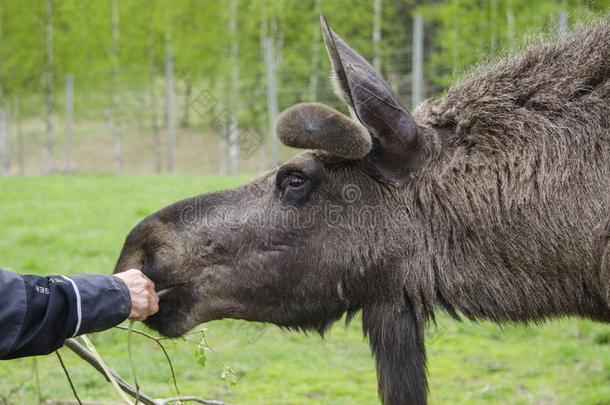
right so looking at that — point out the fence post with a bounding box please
[112,111,122,176]
[228,0,240,175]
[490,0,498,57]
[372,0,382,72]
[14,98,24,175]
[65,73,73,173]
[265,36,279,168]
[308,0,321,101]
[558,10,568,37]
[506,5,515,50]
[148,27,162,174]
[0,108,8,176]
[165,49,175,173]
[411,13,424,108]
[219,105,228,176]
[44,0,54,174]
[258,0,269,172]
[111,0,121,175]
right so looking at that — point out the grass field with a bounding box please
[1,175,610,404]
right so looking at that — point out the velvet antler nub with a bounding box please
[276,102,372,159]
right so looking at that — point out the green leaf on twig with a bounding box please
[194,332,208,368]
[221,366,237,386]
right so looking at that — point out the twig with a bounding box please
[127,321,141,404]
[63,338,227,405]
[114,325,207,341]
[159,397,228,405]
[64,338,157,405]
[79,335,132,404]
[113,326,235,385]
[115,325,182,398]
[55,351,82,405]
[113,326,237,387]
[33,357,43,404]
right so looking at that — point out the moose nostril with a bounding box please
[142,250,158,279]
[113,246,145,274]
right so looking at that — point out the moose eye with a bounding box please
[277,171,314,204]
[287,173,306,189]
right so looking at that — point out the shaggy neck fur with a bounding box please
[416,20,610,322]
[365,21,610,405]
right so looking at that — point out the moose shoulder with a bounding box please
[114,17,610,405]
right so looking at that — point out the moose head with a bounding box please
[115,17,610,405]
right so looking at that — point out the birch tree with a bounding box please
[228,0,240,175]
[43,0,54,174]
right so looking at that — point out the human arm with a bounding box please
[0,268,157,360]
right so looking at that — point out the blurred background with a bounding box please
[0,0,608,177]
[2,1,610,404]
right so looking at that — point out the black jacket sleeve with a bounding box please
[0,269,131,360]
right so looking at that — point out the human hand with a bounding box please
[114,269,159,321]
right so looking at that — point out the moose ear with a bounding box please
[276,102,372,159]
[320,15,422,180]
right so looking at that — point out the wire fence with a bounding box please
[0,13,458,177]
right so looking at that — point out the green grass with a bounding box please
[1,175,609,404]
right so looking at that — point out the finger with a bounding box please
[146,289,158,303]
[150,301,159,315]
[127,269,141,278]
[147,295,159,312]
[138,274,154,287]
[146,300,159,316]
[150,291,160,305]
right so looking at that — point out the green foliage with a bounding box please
[420,0,610,90]
[0,0,607,124]
[221,366,238,386]
[194,330,209,368]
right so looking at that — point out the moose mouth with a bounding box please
[145,282,197,337]
[155,282,188,298]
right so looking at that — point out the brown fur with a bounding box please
[115,19,610,405]
[276,102,372,158]
[413,20,610,324]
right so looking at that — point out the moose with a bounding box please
[114,16,610,404]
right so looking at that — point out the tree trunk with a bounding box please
[16,98,24,176]
[111,0,122,175]
[490,0,498,58]
[264,36,278,168]
[308,0,321,101]
[44,0,54,174]
[411,13,424,108]
[219,87,228,176]
[65,73,73,173]
[180,81,192,128]
[452,0,459,73]
[558,10,568,37]
[506,2,515,50]
[0,108,8,176]
[228,0,239,175]
[148,26,162,174]
[372,0,382,72]
[165,48,175,173]
[258,0,268,172]
[0,5,6,176]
